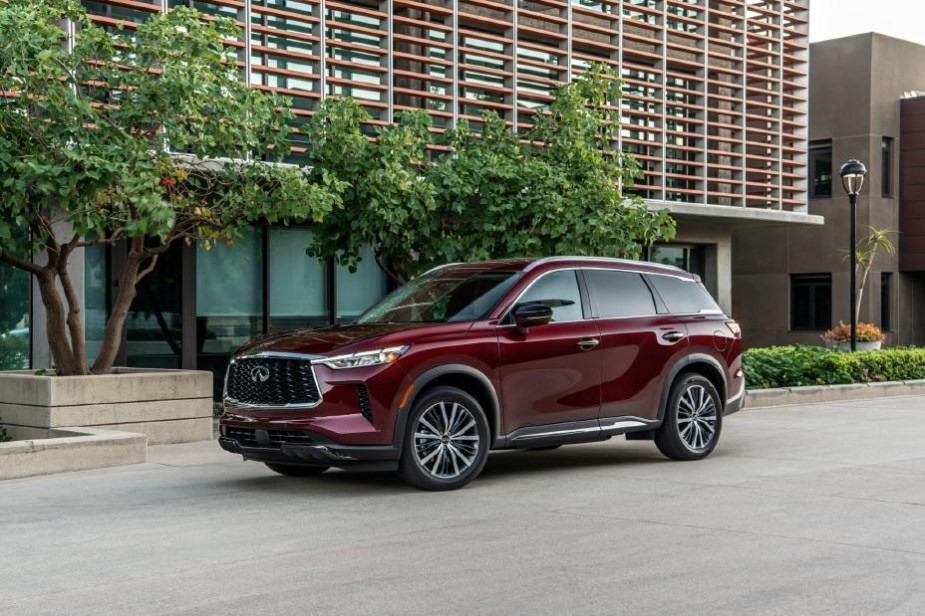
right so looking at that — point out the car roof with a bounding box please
[428,256,689,278]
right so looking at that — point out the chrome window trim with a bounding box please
[223,351,324,410]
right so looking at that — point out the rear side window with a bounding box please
[516,270,583,322]
[585,270,656,318]
[648,274,721,314]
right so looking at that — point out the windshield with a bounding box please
[357,267,521,324]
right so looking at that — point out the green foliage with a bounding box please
[743,345,925,390]
[0,420,9,443]
[0,0,341,373]
[0,334,29,371]
[305,64,676,282]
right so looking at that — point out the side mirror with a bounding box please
[513,303,553,331]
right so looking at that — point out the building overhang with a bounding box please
[645,200,824,229]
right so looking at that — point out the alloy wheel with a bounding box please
[677,384,718,452]
[413,401,480,479]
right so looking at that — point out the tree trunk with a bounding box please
[91,238,145,375]
[57,244,90,375]
[35,270,82,375]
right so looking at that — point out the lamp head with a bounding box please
[839,159,868,196]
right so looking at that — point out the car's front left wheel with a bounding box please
[398,386,490,491]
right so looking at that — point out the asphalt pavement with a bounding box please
[3,396,925,615]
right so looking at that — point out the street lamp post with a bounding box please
[839,159,868,352]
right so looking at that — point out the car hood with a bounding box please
[234,323,436,358]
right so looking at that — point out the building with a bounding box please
[733,33,925,348]
[0,0,817,394]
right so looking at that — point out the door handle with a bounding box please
[577,338,600,350]
[662,331,686,343]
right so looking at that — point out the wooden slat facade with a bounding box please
[81,0,809,210]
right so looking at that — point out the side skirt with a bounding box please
[498,417,660,449]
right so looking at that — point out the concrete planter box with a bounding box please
[0,426,146,481]
[0,368,213,445]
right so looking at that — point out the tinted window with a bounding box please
[517,270,583,323]
[649,275,721,314]
[809,140,832,198]
[586,270,656,318]
[790,274,831,330]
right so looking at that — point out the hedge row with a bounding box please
[742,345,925,390]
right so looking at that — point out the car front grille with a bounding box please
[225,356,321,407]
[225,426,314,448]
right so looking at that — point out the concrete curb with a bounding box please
[0,427,147,481]
[745,379,925,409]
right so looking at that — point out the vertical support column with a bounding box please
[451,0,460,128]
[566,0,573,82]
[510,1,518,133]
[616,0,626,195]
[617,0,625,193]
[702,0,710,205]
[244,0,253,87]
[776,0,785,211]
[319,0,327,100]
[740,2,748,207]
[385,0,394,123]
[659,0,667,202]
[181,241,197,369]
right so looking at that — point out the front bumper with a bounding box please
[218,426,400,471]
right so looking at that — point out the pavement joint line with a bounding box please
[549,509,925,558]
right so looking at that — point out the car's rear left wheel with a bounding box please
[654,373,723,461]
[399,386,490,491]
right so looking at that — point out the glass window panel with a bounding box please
[0,259,30,370]
[585,270,657,318]
[197,228,263,395]
[517,270,584,323]
[126,243,183,369]
[336,246,388,322]
[84,244,108,364]
[648,275,721,315]
[269,227,328,331]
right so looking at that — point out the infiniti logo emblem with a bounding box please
[250,365,271,384]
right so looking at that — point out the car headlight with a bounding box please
[311,345,410,370]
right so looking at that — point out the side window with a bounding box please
[585,270,656,318]
[517,270,583,323]
[648,275,721,315]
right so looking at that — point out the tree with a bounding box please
[306,64,676,283]
[848,227,896,323]
[0,0,341,375]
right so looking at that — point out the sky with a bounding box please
[810,0,925,45]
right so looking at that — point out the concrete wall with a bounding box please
[733,34,925,348]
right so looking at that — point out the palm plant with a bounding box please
[844,227,896,323]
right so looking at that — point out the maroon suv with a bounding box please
[219,257,744,490]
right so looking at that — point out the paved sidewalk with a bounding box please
[3,396,925,615]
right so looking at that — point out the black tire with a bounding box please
[654,373,723,461]
[265,463,330,477]
[398,386,490,491]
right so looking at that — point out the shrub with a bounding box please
[0,333,29,370]
[743,345,925,390]
[822,321,885,343]
[0,417,9,443]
